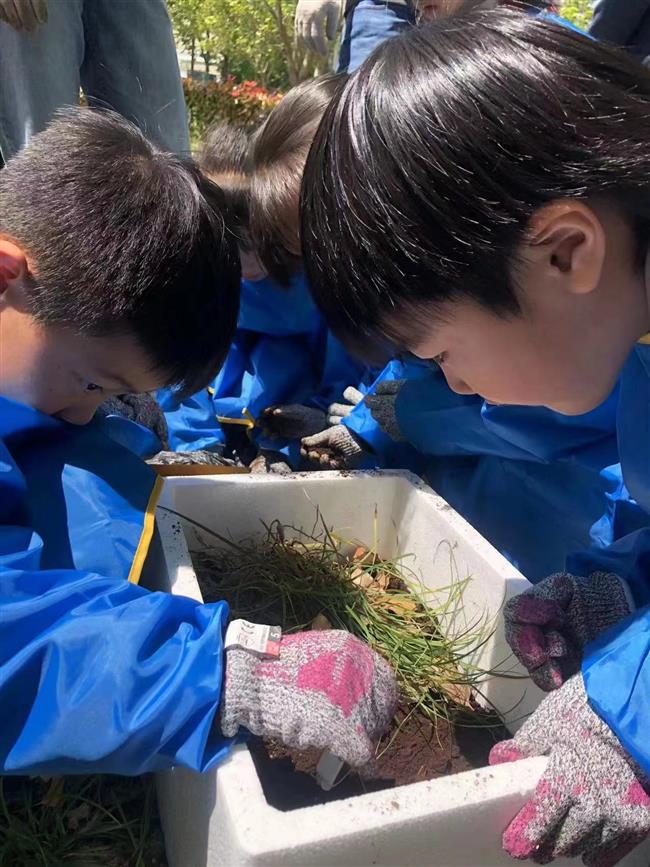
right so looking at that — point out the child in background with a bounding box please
[157,123,270,466]
[160,80,371,472]
[302,13,650,862]
[248,73,374,456]
[0,108,396,777]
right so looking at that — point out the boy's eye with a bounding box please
[84,382,102,393]
[433,352,447,367]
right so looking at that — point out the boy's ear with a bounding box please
[0,239,31,310]
[524,201,605,296]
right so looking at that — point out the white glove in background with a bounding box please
[295,0,340,55]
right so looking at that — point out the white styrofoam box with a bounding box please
[147,471,650,867]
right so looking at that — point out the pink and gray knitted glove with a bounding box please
[490,675,650,866]
[220,630,398,767]
[504,572,632,692]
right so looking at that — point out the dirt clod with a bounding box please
[248,706,506,811]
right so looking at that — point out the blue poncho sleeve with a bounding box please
[0,398,231,776]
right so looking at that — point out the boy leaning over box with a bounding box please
[302,12,650,862]
[0,108,396,777]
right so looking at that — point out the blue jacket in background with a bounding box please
[0,396,231,776]
[343,359,635,582]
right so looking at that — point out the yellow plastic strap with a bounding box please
[215,415,255,429]
[215,407,257,430]
[128,475,164,584]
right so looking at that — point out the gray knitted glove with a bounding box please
[504,572,632,692]
[260,404,328,440]
[300,425,366,469]
[220,630,398,768]
[490,674,650,866]
[364,380,406,442]
[249,449,292,475]
[327,387,364,425]
[98,393,169,450]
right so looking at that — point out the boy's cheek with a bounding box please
[0,362,74,418]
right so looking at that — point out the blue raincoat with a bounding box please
[0,396,231,776]
[580,338,650,776]
[343,358,632,581]
[159,272,368,464]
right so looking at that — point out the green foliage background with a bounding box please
[168,1,595,93]
[560,0,593,30]
[168,0,329,90]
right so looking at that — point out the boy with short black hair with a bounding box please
[0,108,396,776]
[0,107,240,418]
[302,12,650,862]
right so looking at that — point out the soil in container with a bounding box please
[189,517,507,811]
[247,705,506,811]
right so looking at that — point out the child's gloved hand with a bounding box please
[490,674,650,866]
[220,630,398,768]
[364,380,406,442]
[294,0,340,56]
[504,572,632,692]
[261,387,365,440]
[300,425,367,469]
[248,449,292,475]
[327,387,364,425]
[0,0,47,31]
[260,405,328,440]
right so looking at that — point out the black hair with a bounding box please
[250,73,348,285]
[198,122,252,250]
[0,107,240,395]
[199,121,251,177]
[301,12,650,354]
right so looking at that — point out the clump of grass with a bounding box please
[189,514,494,728]
[0,774,165,867]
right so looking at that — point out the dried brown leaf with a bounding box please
[351,545,369,562]
[376,595,418,615]
[41,776,65,808]
[351,566,375,589]
[311,613,333,631]
[375,571,390,591]
[66,803,91,831]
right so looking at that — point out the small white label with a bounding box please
[316,750,346,791]
[224,619,282,658]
